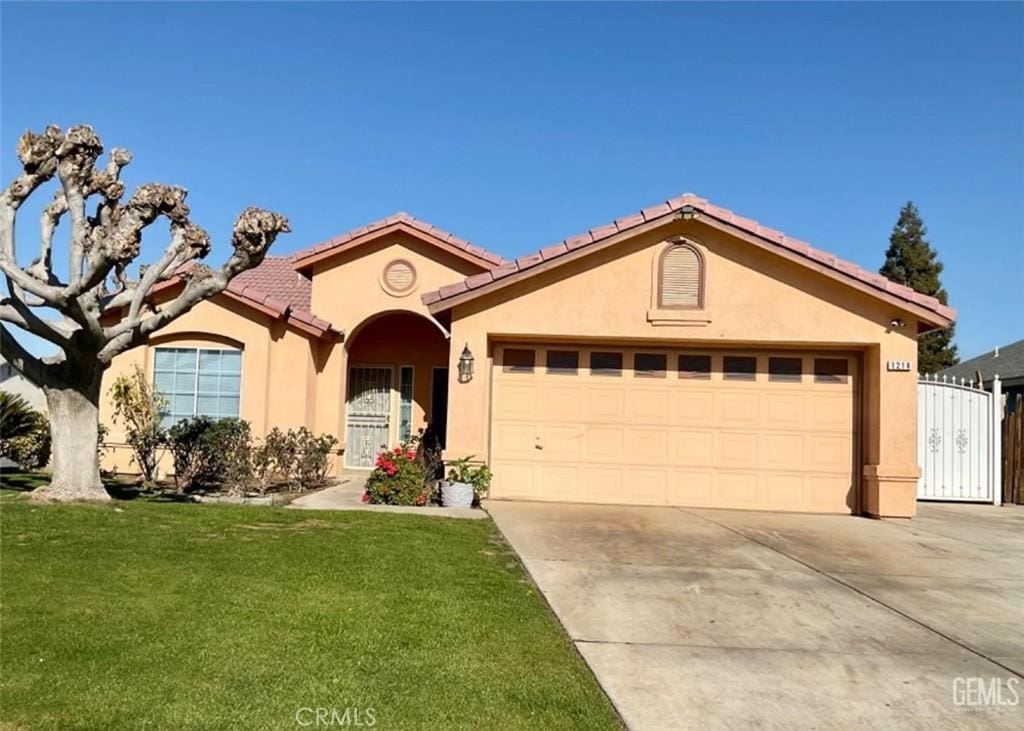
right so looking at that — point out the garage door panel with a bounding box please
[809,435,852,471]
[491,345,857,514]
[584,386,627,420]
[809,475,855,512]
[672,390,715,425]
[536,464,579,500]
[496,383,538,420]
[762,393,807,429]
[716,432,759,467]
[627,427,671,462]
[490,461,537,499]
[540,386,583,421]
[717,392,760,425]
[667,469,714,504]
[810,395,855,431]
[631,388,671,421]
[579,466,624,502]
[629,468,668,504]
[491,423,538,458]
[717,471,760,506]
[584,427,625,461]
[538,425,584,459]
[671,430,714,465]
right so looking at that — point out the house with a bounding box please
[1,356,47,412]
[99,193,955,518]
[938,339,1024,411]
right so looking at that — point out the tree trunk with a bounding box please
[30,374,109,503]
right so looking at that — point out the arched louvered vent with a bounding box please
[659,244,703,308]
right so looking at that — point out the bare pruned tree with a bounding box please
[0,125,289,502]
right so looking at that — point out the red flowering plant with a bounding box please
[364,437,428,506]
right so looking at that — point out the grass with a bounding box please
[0,474,620,730]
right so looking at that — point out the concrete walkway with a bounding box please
[487,500,1024,730]
[288,473,486,519]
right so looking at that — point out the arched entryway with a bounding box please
[344,311,449,468]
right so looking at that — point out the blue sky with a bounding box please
[2,2,1021,358]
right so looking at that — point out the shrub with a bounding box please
[3,410,51,469]
[0,392,38,441]
[365,441,427,506]
[108,365,167,484]
[166,417,252,494]
[251,426,338,491]
[292,427,339,488]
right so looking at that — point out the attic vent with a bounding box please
[383,259,417,295]
[658,243,704,308]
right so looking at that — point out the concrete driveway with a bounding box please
[487,501,1024,730]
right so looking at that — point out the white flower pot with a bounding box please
[440,480,474,508]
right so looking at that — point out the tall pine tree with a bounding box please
[879,202,958,374]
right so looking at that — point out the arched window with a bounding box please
[658,242,704,308]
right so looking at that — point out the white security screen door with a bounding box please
[346,367,392,468]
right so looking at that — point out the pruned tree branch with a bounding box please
[1,123,288,379]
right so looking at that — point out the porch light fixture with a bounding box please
[458,343,474,383]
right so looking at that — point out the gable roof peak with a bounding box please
[291,212,508,271]
[420,191,956,330]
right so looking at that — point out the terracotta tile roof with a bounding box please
[232,256,312,311]
[290,212,508,270]
[421,193,956,327]
[145,257,337,339]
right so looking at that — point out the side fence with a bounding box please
[1005,394,1024,505]
[917,375,1000,504]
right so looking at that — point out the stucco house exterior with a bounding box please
[99,193,954,518]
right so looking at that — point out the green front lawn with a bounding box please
[0,480,620,730]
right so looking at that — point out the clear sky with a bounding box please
[2,1,1021,358]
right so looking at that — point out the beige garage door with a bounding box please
[489,344,858,513]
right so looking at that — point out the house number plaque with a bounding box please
[886,360,913,372]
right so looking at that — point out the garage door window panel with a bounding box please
[679,354,712,379]
[590,352,623,377]
[502,348,535,374]
[723,355,757,381]
[814,358,849,384]
[546,350,579,375]
[769,357,803,383]
[634,353,667,378]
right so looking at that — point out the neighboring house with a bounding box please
[99,193,954,518]
[0,356,47,412]
[938,339,1024,410]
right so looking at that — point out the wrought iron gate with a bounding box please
[917,375,1001,504]
[346,367,392,469]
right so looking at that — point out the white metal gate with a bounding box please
[346,367,392,469]
[917,375,1002,504]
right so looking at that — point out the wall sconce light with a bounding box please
[458,343,474,383]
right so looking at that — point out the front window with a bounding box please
[153,347,242,427]
[398,365,414,441]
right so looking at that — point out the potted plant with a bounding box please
[440,457,492,508]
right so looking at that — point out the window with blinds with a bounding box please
[658,244,703,308]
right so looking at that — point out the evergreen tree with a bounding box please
[879,202,958,373]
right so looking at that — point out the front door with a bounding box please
[346,366,392,468]
[431,367,449,449]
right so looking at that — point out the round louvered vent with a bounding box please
[382,259,417,295]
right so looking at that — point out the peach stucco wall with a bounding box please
[443,217,923,517]
[99,293,321,476]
